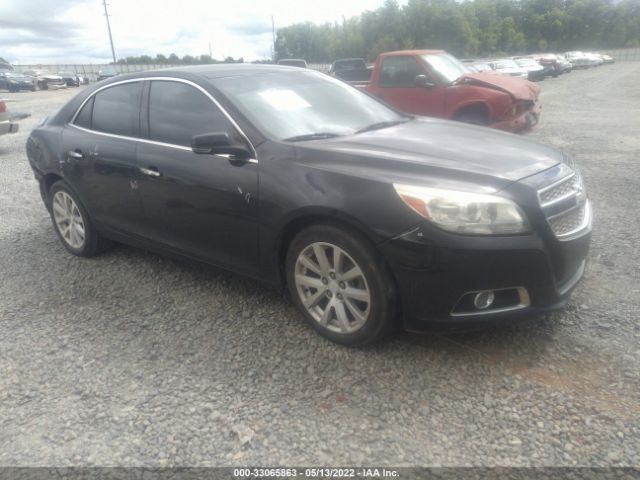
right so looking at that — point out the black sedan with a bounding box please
[25,65,592,346]
[0,71,37,92]
[58,71,81,87]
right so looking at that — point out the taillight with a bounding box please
[0,101,6,113]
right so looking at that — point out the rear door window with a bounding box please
[148,80,235,147]
[91,82,142,137]
[74,96,94,129]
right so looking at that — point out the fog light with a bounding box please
[473,291,495,310]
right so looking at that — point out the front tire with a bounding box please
[48,181,111,257]
[285,224,397,346]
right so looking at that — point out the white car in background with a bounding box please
[512,57,546,81]
[564,51,592,69]
[488,58,529,79]
[584,52,604,66]
[0,99,19,137]
[22,69,67,90]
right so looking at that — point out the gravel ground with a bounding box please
[0,65,639,467]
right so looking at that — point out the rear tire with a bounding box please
[285,224,397,346]
[48,180,112,257]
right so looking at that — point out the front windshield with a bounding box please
[212,71,405,141]
[420,53,469,84]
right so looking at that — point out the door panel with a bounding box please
[136,79,259,274]
[61,81,145,235]
[136,145,259,273]
[371,56,446,117]
[61,127,144,235]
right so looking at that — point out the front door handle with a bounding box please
[140,166,161,177]
[67,150,84,159]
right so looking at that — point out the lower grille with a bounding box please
[548,203,589,237]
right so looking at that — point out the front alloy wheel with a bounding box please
[286,224,396,346]
[294,242,371,334]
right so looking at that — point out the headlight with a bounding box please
[393,184,531,235]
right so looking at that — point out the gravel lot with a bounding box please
[1,64,639,467]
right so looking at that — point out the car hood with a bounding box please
[294,117,561,192]
[460,72,540,101]
[41,74,63,80]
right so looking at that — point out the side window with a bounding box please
[92,82,142,137]
[74,96,94,129]
[379,56,424,88]
[148,80,235,148]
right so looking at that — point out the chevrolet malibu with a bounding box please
[26,65,592,346]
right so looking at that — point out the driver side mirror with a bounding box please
[191,132,252,162]
[415,74,435,88]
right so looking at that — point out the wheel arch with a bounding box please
[452,101,492,123]
[274,209,401,306]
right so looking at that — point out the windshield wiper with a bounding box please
[283,132,343,142]
[355,119,411,134]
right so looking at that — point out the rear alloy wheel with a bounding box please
[286,224,396,346]
[48,181,111,257]
[52,190,86,250]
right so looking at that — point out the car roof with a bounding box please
[97,64,312,82]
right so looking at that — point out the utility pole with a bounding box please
[102,0,117,64]
[209,42,212,59]
[271,15,276,61]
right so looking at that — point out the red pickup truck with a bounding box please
[362,50,541,132]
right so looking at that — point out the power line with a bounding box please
[102,0,117,64]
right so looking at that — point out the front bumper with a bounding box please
[378,214,591,332]
[0,119,19,135]
[491,101,541,133]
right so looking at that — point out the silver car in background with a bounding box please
[512,57,545,81]
[488,58,529,79]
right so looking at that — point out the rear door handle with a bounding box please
[67,150,84,159]
[139,166,161,177]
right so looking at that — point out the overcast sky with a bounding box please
[1,0,400,65]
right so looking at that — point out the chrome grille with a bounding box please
[548,204,588,237]
[538,159,590,239]
[538,172,582,207]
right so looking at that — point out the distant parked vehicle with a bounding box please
[329,58,372,83]
[488,59,529,79]
[0,100,19,137]
[57,71,81,87]
[529,54,563,77]
[22,69,67,90]
[0,71,37,92]
[584,53,604,66]
[277,59,308,68]
[563,51,591,69]
[512,57,545,81]
[599,54,615,64]
[555,54,573,73]
[363,50,541,132]
[97,69,119,82]
[461,60,498,74]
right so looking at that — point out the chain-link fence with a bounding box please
[12,48,639,82]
